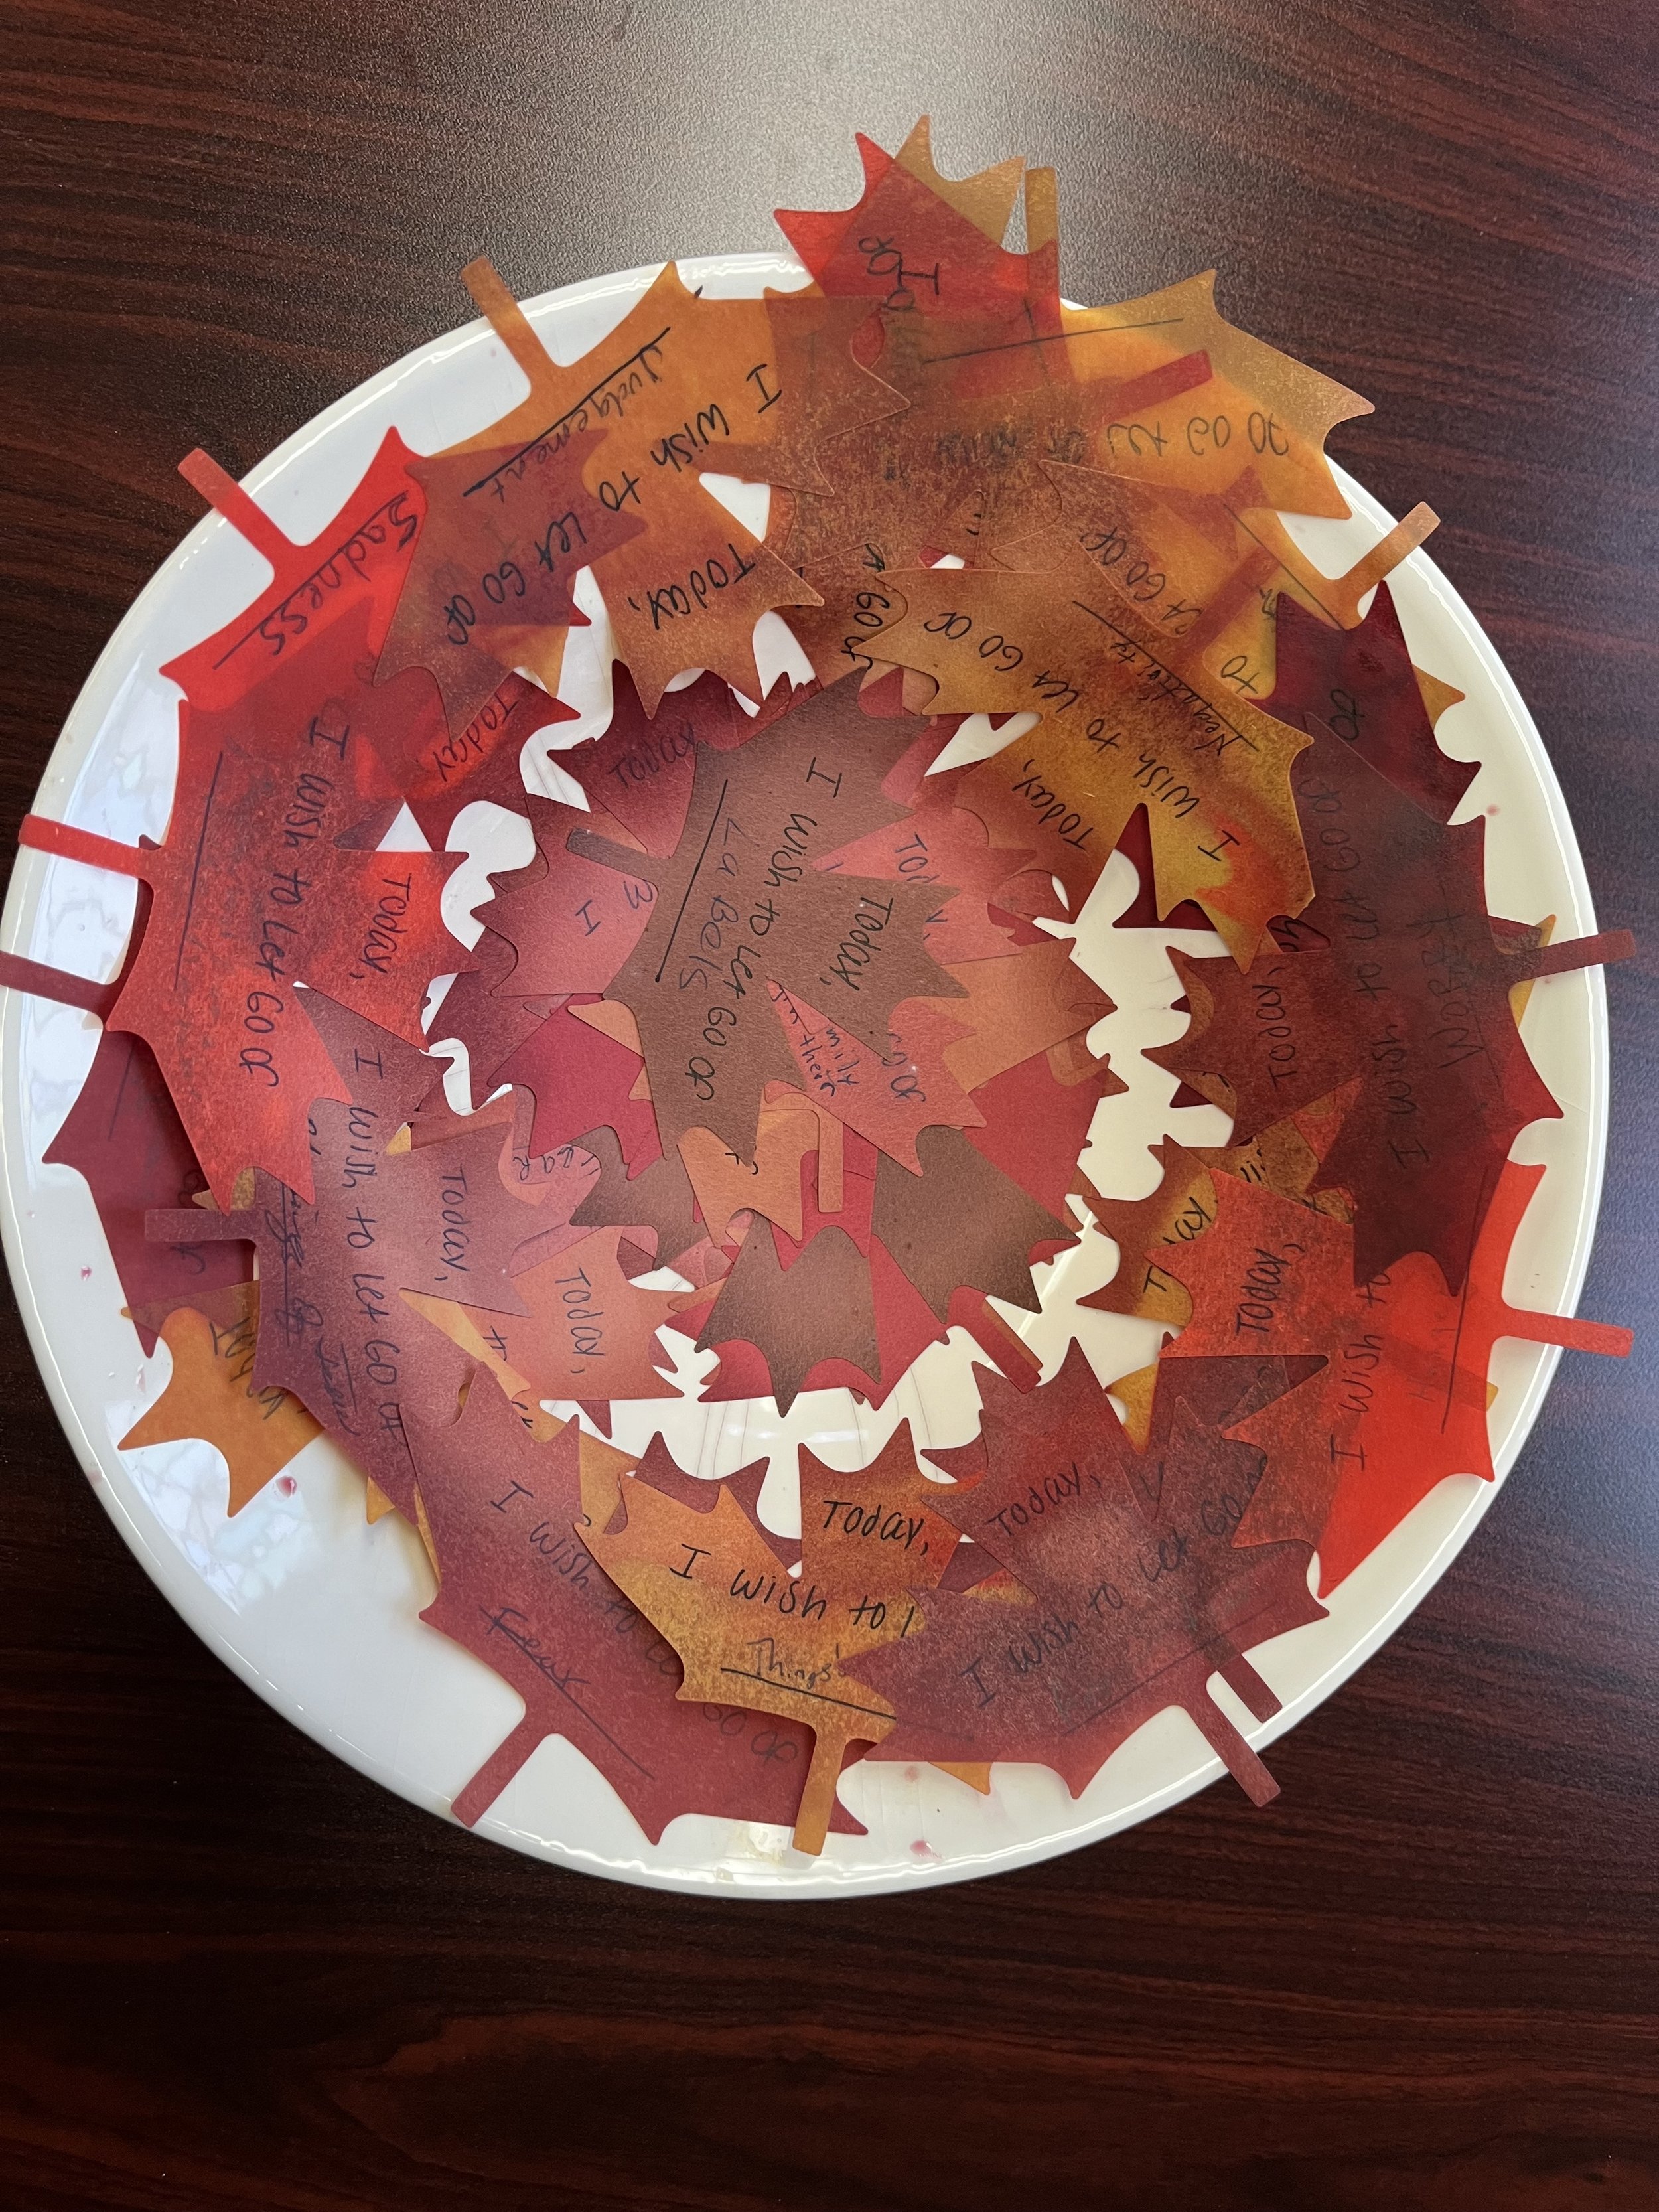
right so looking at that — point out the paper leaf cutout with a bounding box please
[867,543,1313,963]
[1265,585,1475,824]
[770,988,983,1170]
[384,675,579,851]
[1148,718,1632,1286]
[1078,1111,1349,1330]
[1071,271,1371,520]
[849,1346,1325,1799]
[798,1420,962,1625]
[966,1046,1127,1218]
[873,1126,1074,1321]
[425,924,555,1098]
[405,1228,684,1408]
[695,1217,879,1414]
[677,1103,817,1244]
[163,436,422,711]
[377,431,645,729]
[1158,1163,1631,1591]
[23,621,467,1205]
[42,1027,247,1353]
[415,1386,853,1840]
[447,259,822,710]
[707,289,904,493]
[587,1451,900,1854]
[120,1282,321,1514]
[567,676,960,1154]
[1039,462,1438,708]
[143,995,478,1514]
[485,796,659,997]
[569,1126,702,1260]
[930,936,1114,1095]
[488,999,662,1172]
[776,118,1033,322]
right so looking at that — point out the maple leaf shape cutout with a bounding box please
[922,935,1115,1094]
[442,259,823,711]
[161,437,422,713]
[873,1126,1075,1322]
[488,999,662,1172]
[680,1130,954,1410]
[376,431,644,731]
[866,540,1313,964]
[1077,1110,1350,1331]
[1069,271,1371,520]
[413,1386,857,1842]
[814,779,1041,967]
[1037,463,1441,711]
[1147,717,1632,1287]
[379,674,579,852]
[587,1438,913,1853]
[41,1025,248,1353]
[143,995,512,1516]
[483,795,660,998]
[847,1347,1325,1801]
[405,1229,685,1412]
[775,117,1033,324]
[21,615,469,1206]
[567,676,961,1155]
[120,1282,320,1515]
[1157,1164,1630,1591]
[1263,584,1476,824]
[694,1216,879,1414]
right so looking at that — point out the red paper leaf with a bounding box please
[1157,1160,1632,1590]
[425,926,557,1100]
[849,1347,1325,1799]
[484,796,659,997]
[385,675,579,851]
[964,1046,1127,1217]
[1147,717,1632,1286]
[1265,584,1476,825]
[143,995,481,1514]
[488,999,662,1172]
[163,436,422,713]
[776,118,1036,325]
[23,615,469,1205]
[414,1386,855,1840]
[43,1027,246,1354]
[377,432,645,731]
[566,676,961,1156]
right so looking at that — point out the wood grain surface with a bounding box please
[2,3,1657,2206]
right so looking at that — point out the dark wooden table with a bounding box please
[3,4,1656,2205]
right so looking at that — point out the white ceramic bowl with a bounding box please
[0,252,1609,1895]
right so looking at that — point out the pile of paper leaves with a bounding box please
[3,122,1634,1858]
